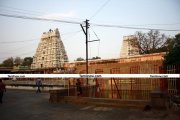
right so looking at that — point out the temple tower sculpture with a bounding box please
[120,35,139,58]
[31,28,68,69]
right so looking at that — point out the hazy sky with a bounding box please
[0,0,180,63]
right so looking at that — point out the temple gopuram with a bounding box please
[31,28,68,69]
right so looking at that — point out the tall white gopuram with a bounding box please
[31,28,68,69]
[120,35,139,58]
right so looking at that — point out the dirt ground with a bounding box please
[0,90,179,120]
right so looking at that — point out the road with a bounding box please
[0,90,179,120]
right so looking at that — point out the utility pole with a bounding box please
[80,19,89,85]
[80,19,100,85]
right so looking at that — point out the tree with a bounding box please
[22,57,33,66]
[131,30,167,54]
[76,57,84,61]
[91,56,101,60]
[14,57,23,66]
[163,33,180,66]
[2,57,14,67]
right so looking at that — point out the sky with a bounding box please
[0,0,180,63]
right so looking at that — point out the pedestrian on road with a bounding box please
[12,76,17,81]
[76,79,82,96]
[0,79,6,104]
[36,78,42,93]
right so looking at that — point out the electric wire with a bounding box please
[0,5,46,14]
[0,50,35,60]
[89,33,91,59]
[91,27,100,40]
[0,13,82,24]
[2,6,179,27]
[1,6,179,27]
[0,8,43,17]
[90,27,101,57]
[0,39,37,44]
[91,23,180,32]
[0,5,84,20]
[61,30,82,36]
[0,30,82,44]
[0,13,180,31]
[62,30,82,41]
[90,0,111,20]
[0,9,180,61]
[0,42,37,53]
[16,51,35,56]
[121,23,180,26]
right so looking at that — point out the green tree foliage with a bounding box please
[91,56,101,59]
[76,57,84,61]
[14,57,23,66]
[22,57,33,66]
[0,57,33,67]
[2,57,14,67]
[163,33,180,66]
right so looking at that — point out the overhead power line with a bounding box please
[0,30,82,46]
[0,5,84,20]
[0,6,43,17]
[0,39,37,44]
[90,0,111,20]
[1,5,179,26]
[0,9,42,17]
[122,23,180,26]
[91,23,180,32]
[0,42,37,53]
[90,28,101,57]
[61,30,82,36]
[0,5,45,14]
[62,30,82,41]
[0,50,35,60]
[0,13,82,24]
[91,27,100,40]
[0,13,180,32]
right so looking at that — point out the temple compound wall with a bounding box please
[31,28,68,69]
[64,52,166,100]
[65,52,165,74]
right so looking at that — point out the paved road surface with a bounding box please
[0,90,180,120]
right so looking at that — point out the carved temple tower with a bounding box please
[120,35,139,58]
[31,28,68,69]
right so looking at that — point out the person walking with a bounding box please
[0,79,6,104]
[76,79,82,96]
[36,78,42,93]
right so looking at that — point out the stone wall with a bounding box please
[73,52,165,74]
